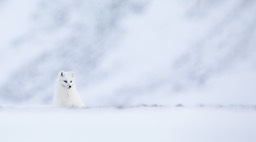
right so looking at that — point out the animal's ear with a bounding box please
[71,72,75,78]
[60,71,64,77]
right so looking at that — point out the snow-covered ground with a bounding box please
[0,0,255,106]
[1,106,256,142]
[0,1,256,141]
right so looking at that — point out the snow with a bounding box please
[1,106,256,142]
[0,1,256,141]
[0,0,41,82]
[0,0,39,48]
[82,0,256,106]
[0,0,255,106]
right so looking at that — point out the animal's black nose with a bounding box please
[68,86,72,89]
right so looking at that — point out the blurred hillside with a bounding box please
[0,0,255,106]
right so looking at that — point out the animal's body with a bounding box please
[54,71,84,108]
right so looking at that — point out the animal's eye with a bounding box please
[64,80,67,83]
[70,81,72,83]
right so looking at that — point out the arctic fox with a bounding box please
[54,71,84,108]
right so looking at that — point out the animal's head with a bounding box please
[58,71,75,89]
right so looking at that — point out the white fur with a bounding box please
[54,71,84,108]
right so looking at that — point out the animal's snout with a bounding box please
[68,85,72,89]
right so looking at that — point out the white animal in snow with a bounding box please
[54,71,84,108]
